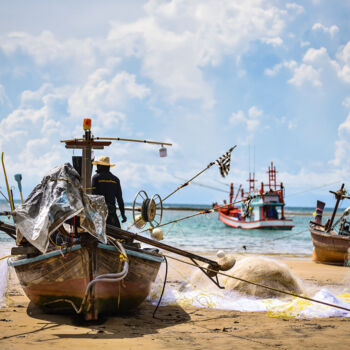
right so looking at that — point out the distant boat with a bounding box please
[310,185,350,265]
[214,162,294,230]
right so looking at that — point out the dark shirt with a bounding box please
[92,167,125,217]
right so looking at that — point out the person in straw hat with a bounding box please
[92,155,127,228]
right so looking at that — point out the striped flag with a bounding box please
[214,146,236,178]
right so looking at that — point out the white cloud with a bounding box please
[105,0,288,105]
[300,41,310,48]
[286,3,304,14]
[343,96,350,109]
[264,60,297,76]
[0,0,292,108]
[331,112,350,167]
[336,42,350,83]
[229,106,263,133]
[288,63,322,86]
[261,37,283,46]
[303,47,330,64]
[0,84,11,108]
[68,69,150,118]
[267,46,346,87]
[265,42,350,88]
[312,22,339,38]
[288,120,297,129]
[0,31,98,68]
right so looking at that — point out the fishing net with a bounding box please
[14,163,108,253]
[223,257,303,298]
[148,259,350,318]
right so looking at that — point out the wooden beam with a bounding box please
[64,140,112,149]
[106,224,220,268]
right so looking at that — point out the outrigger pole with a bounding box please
[106,224,225,289]
[61,136,172,147]
[162,145,237,202]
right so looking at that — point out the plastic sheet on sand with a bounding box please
[148,284,350,318]
[0,258,7,307]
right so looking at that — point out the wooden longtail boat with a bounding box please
[3,118,230,320]
[310,226,350,265]
[9,243,162,318]
[214,162,294,230]
[310,185,350,265]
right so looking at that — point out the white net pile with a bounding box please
[148,256,350,318]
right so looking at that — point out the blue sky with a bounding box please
[0,0,350,208]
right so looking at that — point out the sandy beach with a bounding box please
[1,254,350,350]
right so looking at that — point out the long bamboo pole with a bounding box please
[106,224,219,268]
[61,137,172,146]
[1,153,14,211]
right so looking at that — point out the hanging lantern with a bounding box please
[159,145,167,157]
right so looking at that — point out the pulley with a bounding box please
[132,190,163,229]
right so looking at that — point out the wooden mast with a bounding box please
[326,183,346,232]
[82,121,92,193]
[62,119,112,191]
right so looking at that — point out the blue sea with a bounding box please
[0,201,330,258]
[130,205,316,256]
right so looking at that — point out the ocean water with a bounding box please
[0,201,325,258]
[134,208,314,256]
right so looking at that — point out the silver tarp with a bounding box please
[14,163,108,253]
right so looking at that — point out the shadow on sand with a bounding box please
[25,300,191,340]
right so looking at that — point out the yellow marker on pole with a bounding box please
[1,152,14,211]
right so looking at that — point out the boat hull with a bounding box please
[310,226,350,265]
[9,243,163,318]
[219,212,294,230]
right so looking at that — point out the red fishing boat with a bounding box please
[215,162,294,230]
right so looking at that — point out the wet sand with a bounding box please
[2,255,350,350]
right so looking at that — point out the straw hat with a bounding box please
[92,155,115,167]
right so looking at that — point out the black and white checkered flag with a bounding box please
[214,146,236,178]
